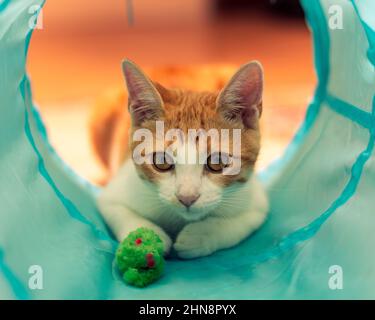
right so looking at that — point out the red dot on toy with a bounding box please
[146,253,155,268]
[135,238,142,245]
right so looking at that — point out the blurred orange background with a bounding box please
[27,0,315,183]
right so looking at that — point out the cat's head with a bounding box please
[122,60,263,221]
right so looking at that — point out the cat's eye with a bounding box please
[152,152,175,172]
[206,153,232,173]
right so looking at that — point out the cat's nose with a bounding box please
[176,194,200,208]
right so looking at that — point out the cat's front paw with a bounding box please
[174,223,214,259]
[160,234,172,256]
[152,227,172,256]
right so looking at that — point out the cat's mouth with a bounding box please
[177,209,208,222]
[174,202,219,222]
[158,192,220,221]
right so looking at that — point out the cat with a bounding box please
[93,60,269,259]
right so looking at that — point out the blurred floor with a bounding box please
[27,3,316,184]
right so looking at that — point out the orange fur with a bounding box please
[130,87,260,186]
[89,88,130,177]
[89,65,259,184]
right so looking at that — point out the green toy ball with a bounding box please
[115,227,165,287]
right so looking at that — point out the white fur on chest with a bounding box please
[98,159,268,240]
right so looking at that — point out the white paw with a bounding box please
[157,229,173,256]
[144,225,173,256]
[174,223,214,259]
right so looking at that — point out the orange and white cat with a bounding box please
[93,60,269,259]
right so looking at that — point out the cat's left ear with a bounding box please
[216,61,263,129]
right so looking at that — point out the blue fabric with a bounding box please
[1,0,375,299]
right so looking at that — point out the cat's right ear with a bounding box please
[122,60,164,126]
